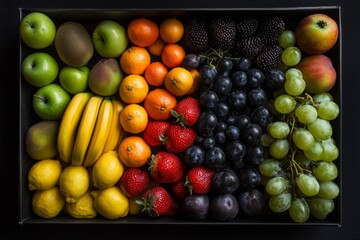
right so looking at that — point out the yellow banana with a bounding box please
[102,98,124,154]
[58,92,93,164]
[83,98,113,167]
[71,96,103,166]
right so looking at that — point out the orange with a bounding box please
[144,62,168,87]
[148,37,166,56]
[161,43,185,68]
[159,17,184,43]
[118,136,151,168]
[186,68,201,95]
[127,18,159,47]
[144,88,177,120]
[164,67,193,97]
[119,74,149,104]
[119,103,148,134]
[120,46,151,75]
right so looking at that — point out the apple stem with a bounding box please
[33,94,48,104]
[26,20,35,29]
[317,20,327,29]
[93,32,104,43]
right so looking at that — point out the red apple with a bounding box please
[296,54,336,94]
[295,13,339,55]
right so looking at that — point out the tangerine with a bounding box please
[120,46,151,75]
[159,17,184,43]
[148,37,166,56]
[127,18,159,47]
[186,68,201,95]
[161,43,185,68]
[119,74,149,104]
[144,88,177,121]
[144,62,168,87]
[164,67,193,97]
[117,136,151,168]
[119,103,148,134]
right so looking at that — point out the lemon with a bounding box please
[92,151,124,189]
[59,165,89,203]
[32,186,65,218]
[64,191,97,218]
[91,186,129,219]
[28,159,62,191]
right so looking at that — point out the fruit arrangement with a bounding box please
[20,10,340,223]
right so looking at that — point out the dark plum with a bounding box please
[238,166,261,189]
[182,194,210,220]
[202,136,216,150]
[217,58,234,72]
[225,140,246,162]
[197,111,218,137]
[265,68,286,91]
[238,189,266,216]
[212,76,232,97]
[247,88,267,107]
[214,131,227,145]
[213,101,230,119]
[233,115,251,130]
[227,90,247,110]
[183,53,200,69]
[205,146,226,169]
[251,106,272,129]
[242,123,262,146]
[226,125,240,141]
[246,68,265,88]
[234,57,252,71]
[184,145,205,167]
[212,168,240,194]
[231,71,247,88]
[199,65,218,85]
[199,90,219,110]
[210,193,239,221]
[216,122,228,131]
[245,145,265,166]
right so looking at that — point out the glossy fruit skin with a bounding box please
[295,13,338,55]
[212,168,240,194]
[144,88,177,121]
[182,194,210,220]
[199,65,218,85]
[127,18,159,47]
[199,91,219,110]
[143,121,171,147]
[149,151,186,183]
[171,178,189,200]
[205,146,227,170]
[238,188,266,216]
[137,186,172,217]
[171,97,200,127]
[196,111,218,137]
[185,166,215,195]
[119,168,151,197]
[184,145,205,167]
[164,67,193,96]
[210,193,239,221]
[163,124,197,153]
[120,46,151,75]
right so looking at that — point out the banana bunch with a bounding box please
[58,92,124,167]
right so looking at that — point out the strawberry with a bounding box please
[148,151,186,183]
[171,177,189,200]
[143,121,171,147]
[185,166,215,195]
[136,185,174,217]
[119,168,151,197]
[162,124,197,153]
[171,97,200,127]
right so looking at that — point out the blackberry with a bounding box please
[253,44,283,73]
[236,18,259,38]
[208,17,237,50]
[184,18,209,53]
[236,37,264,57]
[257,17,285,47]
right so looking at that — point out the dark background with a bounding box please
[1,0,359,239]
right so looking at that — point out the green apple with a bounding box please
[59,66,90,94]
[21,52,59,87]
[33,83,71,120]
[92,20,128,58]
[20,12,56,49]
[25,120,59,160]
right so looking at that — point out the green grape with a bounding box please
[303,141,323,161]
[281,46,302,66]
[285,67,303,79]
[292,128,315,151]
[284,76,306,96]
[259,158,282,177]
[274,94,297,114]
[265,176,288,195]
[269,192,292,213]
[278,30,296,48]
[318,181,340,200]
[260,133,275,147]
[312,161,338,182]
[289,198,310,223]
[321,140,339,162]
[296,173,320,196]
[312,92,333,104]
[317,101,340,120]
[308,196,335,220]
[307,118,333,141]
[295,104,318,124]
[269,121,290,139]
[294,152,312,168]
[269,139,290,159]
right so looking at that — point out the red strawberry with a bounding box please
[171,177,189,200]
[119,168,151,197]
[171,97,200,127]
[162,124,197,153]
[185,166,215,195]
[136,185,173,217]
[148,151,186,183]
[143,121,171,146]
